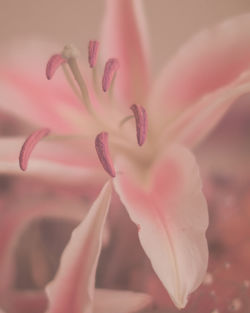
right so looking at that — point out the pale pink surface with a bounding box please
[163,71,250,148]
[0,66,83,133]
[101,0,150,105]
[0,137,105,184]
[114,145,208,308]
[45,181,152,313]
[152,14,250,120]
[45,181,112,313]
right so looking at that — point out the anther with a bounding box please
[95,132,116,177]
[102,58,119,92]
[88,40,99,68]
[19,128,50,171]
[130,104,148,146]
[46,54,66,80]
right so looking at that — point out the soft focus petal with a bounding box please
[101,0,150,105]
[0,137,105,184]
[114,145,208,308]
[0,40,83,133]
[164,71,250,148]
[151,13,250,123]
[0,197,85,297]
[1,290,47,313]
[45,181,112,313]
[94,289,153,313]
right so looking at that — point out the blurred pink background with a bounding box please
[0,1,250,312]
[1,0,250,70]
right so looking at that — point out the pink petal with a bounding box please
[113,145,208,308]
[152,14,250,123]
[101,0,151,105]
[94,289,153,313]
[45,181,112,313]
[164,71,250,148]
[0,40,84,133]
[0,137,105,184]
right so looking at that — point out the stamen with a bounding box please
[46,54,66,80]
[19,128,50,171]
[102,58,119,92]
[119,115,134,128]
[95,132,116,177]
[62,44,93,113]
[88,40,100,68]
[130,104,148,146]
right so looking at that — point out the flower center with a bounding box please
[19,41,149,176]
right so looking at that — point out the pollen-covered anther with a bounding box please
[130,104,148,146]
[19,128,50,171]
[102,58,119,92]
[88,40,100,68]
[95,132,116,177]
[46,54,66,80]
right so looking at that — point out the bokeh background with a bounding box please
[1,0,250,70]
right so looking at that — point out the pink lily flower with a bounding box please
[1,0,250,309]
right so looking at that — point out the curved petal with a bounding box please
[0,40,84,133]
[101,0,151,105]
[0,137,105,184]
[163,71,250,148]
[94,289,153,313]
[45,181,112,313]
[151,13,250,123]
[0,197,85,296]
[113,145,208,308]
